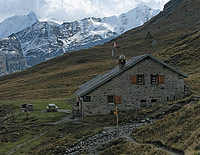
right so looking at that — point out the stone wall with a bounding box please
[81,57,185,116]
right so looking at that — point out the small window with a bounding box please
[178,75,182,79]
[140,100,147,107]
[151,74,158,84]
[107,95,115,104]
[151,99,157,103]
[137,75,145,84]
[83,96,91,102]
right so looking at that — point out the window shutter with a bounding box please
[115,96,121,104]
[130,76,137,84]
[159,75,165,84]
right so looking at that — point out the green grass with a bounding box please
[0,96,198,154]
[132,100,200,154]
[99,139,169,155]
[0,0,200,154]
[0,98,73,155]
[13,122,103,155]
[27,98,72,110]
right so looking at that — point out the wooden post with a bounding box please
[116,106,118,127]
[25,109,29,118]
[114,105,119,136]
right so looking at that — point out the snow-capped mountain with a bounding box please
[0,11,38,39]
[102,5,160,34]
[0,5,160,76]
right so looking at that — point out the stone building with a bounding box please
[74,54,189,117]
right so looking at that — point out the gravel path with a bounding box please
[65,120,184,155]
[65,122,148,155]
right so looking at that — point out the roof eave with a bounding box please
[74,54,188,97]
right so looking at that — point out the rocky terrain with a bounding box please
[65,123,145,155]
[0,35,27,76]
[0,11,38,39]
[0,5,159,76]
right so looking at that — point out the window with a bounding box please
[140,100,147,107]
[107,95,115,104]
[178,75,182,79]
[151,99,157,104]
[137,75,145,84]
[83,96,91,102]
[151,74,158,84]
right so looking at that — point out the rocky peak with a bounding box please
[0,11,38,39]
[0,6,160,76]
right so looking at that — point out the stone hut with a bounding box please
[74,54,189,117]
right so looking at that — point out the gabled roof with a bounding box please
[75,54,188,97]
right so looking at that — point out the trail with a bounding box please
[8,126,53,155]
[8,110,75,155]
[65,121,184,155]
[8,110,185,155]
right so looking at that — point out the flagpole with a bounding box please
[112,41,117,60]
[112,48,115,60]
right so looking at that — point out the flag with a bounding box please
[113,41,117,48]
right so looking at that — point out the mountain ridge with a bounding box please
[0,0,200,100]
[0,5,159,76]
[0,11,38,39]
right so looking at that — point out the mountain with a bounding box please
[0,0,199,101]
[0,35,28,76]
[0,5,159,75]
[1,0,200,154]
[0,11,38,39]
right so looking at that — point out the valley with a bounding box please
[0,0,200,154]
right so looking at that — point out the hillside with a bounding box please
[0,0,200,101]
[1,0,200,154]
[132,99,200,154]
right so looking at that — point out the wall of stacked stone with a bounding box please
[82,57,185,116]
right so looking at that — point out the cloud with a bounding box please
[0,0,170,23]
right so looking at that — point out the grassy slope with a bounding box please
[132,100,200,154]
[0,0,200,100]
[99,138,169,155]
[1,0,200,154]
[0,99,72,155]
[157,31,200,94]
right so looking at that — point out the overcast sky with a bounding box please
[0,0,170,23]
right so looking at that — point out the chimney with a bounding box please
[119,54,126,69]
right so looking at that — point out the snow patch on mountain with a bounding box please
[103,5,160,34]
[13,5,160,66]
[0,5,160,76]
[0,11,38,39]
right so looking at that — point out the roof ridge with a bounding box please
[75,54,188,96]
